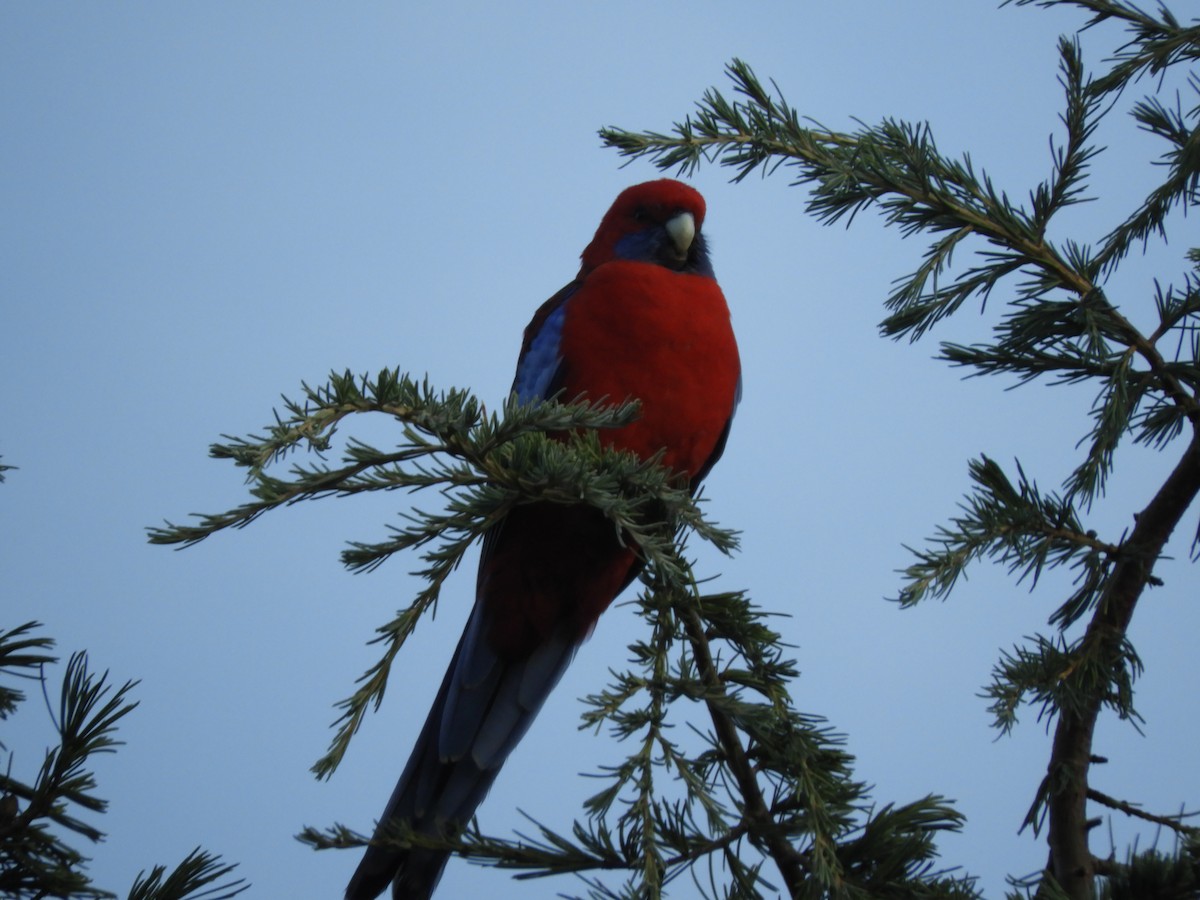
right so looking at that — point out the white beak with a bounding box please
[664,211,696,256]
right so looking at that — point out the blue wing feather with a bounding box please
[512,302,566,402]
[511,282,576,403]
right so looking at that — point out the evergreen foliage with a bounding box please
[0,622,247,899]
[599,1,1199,897]
[145,2,1198,897]
[152,374,974,897]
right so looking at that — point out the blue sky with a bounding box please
[2,2,1196,897]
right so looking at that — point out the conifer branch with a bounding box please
[1008,0,1200,94]
[0,649,140,853]
[1041,431,1200,895]
[302,580,972,896]
[127,848,248,900]
[601,50,1200,431]
[1085,788,1200,836]
[674,592,806,895]
[0,623,244,899]
[151,369,746,781]
[602,4,1199,896]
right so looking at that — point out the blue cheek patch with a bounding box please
[513,302,567,402]
[614,228,716,278]
[614,229,659,262]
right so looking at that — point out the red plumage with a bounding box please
[558,258,739,474]
[346,179,740,900]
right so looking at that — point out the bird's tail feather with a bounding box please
[344,610,577,900]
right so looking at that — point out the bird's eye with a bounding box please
[631,206,650,222]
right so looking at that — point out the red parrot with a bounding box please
[346,179,741,900]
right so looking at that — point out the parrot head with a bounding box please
[579,179,714,278]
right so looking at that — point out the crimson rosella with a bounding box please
[345,179,741,900]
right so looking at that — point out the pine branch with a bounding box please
[0,621,56,719]
[301,575,973,897]
[601,54,1200,432]
[152,370,741,782]
[0,652,139,851]
[0,624,245,899]
[1094,839,1200,900]
[529,573,970,897]
[1041,431,1200,896]
[1095,88,1200,274]
[673,591,807,896]
[894,456,1120,627]
[600,5,1200,896]
[127,849,247,900]
[0,629,110,899]
[602,55,1100,340]
[182,387,976,895]
[151,371,635,547]
[1085,788,1200,836]
[1008,0,1200,95]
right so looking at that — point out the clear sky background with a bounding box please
[3,2,1196,898]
